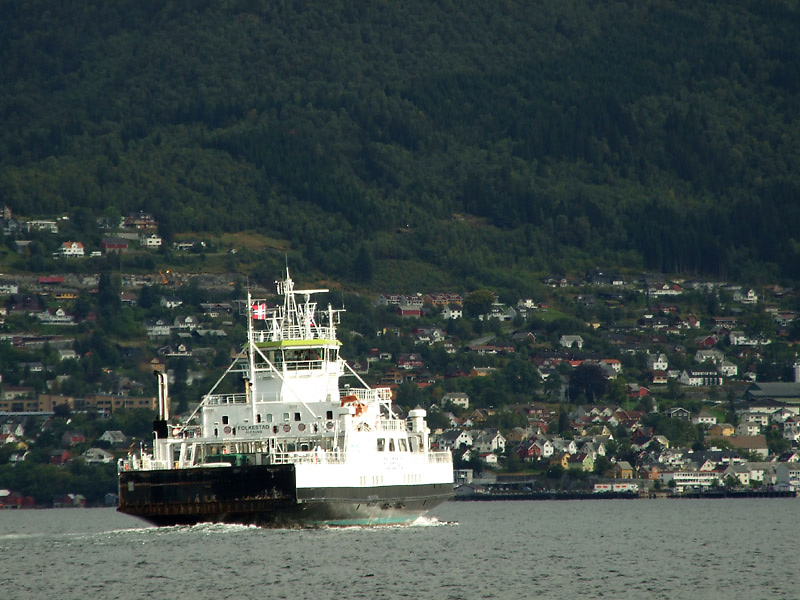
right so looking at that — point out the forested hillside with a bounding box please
[2,0,799,292]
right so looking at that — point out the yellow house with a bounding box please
[549,453,570,470]
[612,461,634,479]
[708,423,735,437]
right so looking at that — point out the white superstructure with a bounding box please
[121,270,452,523]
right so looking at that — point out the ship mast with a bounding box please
[247,289,257,425]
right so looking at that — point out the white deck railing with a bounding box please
[427,451,453,464]
[205,393,248,405]
[271,450,347,465]
[374,419,406,432]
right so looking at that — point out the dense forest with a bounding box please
[1,0,799,291]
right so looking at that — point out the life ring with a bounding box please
[283,424,291,433]
[298,423,306,432]
[326,421,334,430]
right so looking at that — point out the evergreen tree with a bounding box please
[353,245,374,283]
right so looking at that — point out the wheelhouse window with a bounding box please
[222,415,229,425]
[266,414,273,423]
[398,439,408,452]
[326,410,333,420]
[388,439,395,452]
[256,414,262,423]
[283,413,290,421]
[294,412,301,422]
[377,438,385,451]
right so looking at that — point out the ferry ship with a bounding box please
[118,271,453,526]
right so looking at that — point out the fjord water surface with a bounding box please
[0,499,795,599]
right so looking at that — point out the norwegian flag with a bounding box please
[251,303,267,320]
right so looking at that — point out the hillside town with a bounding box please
[2,208,800,506]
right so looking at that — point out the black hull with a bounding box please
[118,465,452,527]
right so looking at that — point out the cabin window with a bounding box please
[256,414,262,423]
[326,410,333,420]
[388,439,395,452]
[398,439,408,452]
[266,414,273,423]
[222,415,229,425]
[294,412,301,422]
[283,413,290,421]
[377,438,385,451]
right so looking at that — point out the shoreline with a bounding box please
[454,489,797,501]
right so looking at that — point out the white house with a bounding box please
[729,330,769,346]
[442,306,462,319]
[740,412,770,427]
[0,281,19,295]
[551,437,578,455]
[160,296,183,309]
[99,430,127,444]
[776,463,800,491]
[440,392,469,409]
[58,349,78,361]
[473,430,506,454]
[735,422,762,437]
[173,315,199,330]
[646,353,669,371]
[144,318,171,337]
[437,430,474,450]
[532,438,554,459]
[679,370,722,386]
[480,452,499,465]
[718,360,738,378]
[59,241,85,257]
[722,464,750,487]
[695,349,724,365]
[35,307,74,325]
[747,462,777,485]
[733,289,758,304]
[660,470,721,492]
[559,335,584,350]
[783,423,800,443]
[81,448,115,464]
[140,233,163,248]
[692,410,718,426]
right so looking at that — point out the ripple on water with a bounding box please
[1,500,798,600]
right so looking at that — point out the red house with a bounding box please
[397,353,424,369]
[50,449,71,465]
[100,237,129,253]
[694,335,719,349]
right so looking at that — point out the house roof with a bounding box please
[745,382,800,399]
[727,435,768,450]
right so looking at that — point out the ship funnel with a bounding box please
[155,369,170,421]
[153,369,170,449]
